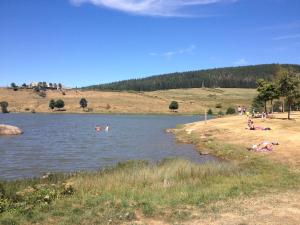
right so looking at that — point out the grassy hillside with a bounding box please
[0,88,256,114]
[84,64,300,91]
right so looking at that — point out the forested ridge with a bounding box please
[84,64,300,91]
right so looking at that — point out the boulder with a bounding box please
[0,124,23,135]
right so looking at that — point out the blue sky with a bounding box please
[0,0,300,87]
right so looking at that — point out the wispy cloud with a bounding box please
[70,0,238,17]
[234,58,248,66]
[150,45,196,59]
[272,34,300,40]
[260,20,300,30]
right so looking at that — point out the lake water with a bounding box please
[0,114,214,180]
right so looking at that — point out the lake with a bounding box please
[0,114,214,180]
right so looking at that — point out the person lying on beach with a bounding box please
[248,141,279,152]
[247,119,271,131]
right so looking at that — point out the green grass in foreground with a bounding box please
[0,142,299,225]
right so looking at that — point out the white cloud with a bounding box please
[150,45,196,59]
[234,58,247,66]
[70,0,238,17]
[272,34,300,40]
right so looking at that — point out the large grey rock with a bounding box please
[0,124,23,135]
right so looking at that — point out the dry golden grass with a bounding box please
[0,88,256,114]
[182,112,300,168]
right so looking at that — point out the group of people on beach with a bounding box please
[237,106,247,115]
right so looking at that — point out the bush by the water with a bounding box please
[207,108,213,115]
[0,101,9,113]
[169,101,179,111]
[226,107,236,114]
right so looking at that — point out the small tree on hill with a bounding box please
[49,99,56,110]
[55,99,65,109]
[0,101,9,113]
[169,101,179,112]
[79,98,88,109]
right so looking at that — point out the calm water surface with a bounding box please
[0,114,214,180]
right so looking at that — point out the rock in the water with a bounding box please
[0,124,23,135]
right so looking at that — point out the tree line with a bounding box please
[253,67,300,119]
[83,64,300,91]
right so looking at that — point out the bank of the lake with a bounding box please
[1,113,299,225]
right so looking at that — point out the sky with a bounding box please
[0,0,300,87]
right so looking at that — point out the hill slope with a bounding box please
[0,88,256,114]
[84,64,300,91]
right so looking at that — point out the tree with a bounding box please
[58,83,62,90]
[277,70,300,119]
[49,99,56,110]
[22,83,27,88]
[55,99,65,109]
[0,101,9,113]
[169,101,179,111]
[10,83,17,88]
[207,108,213,115]
[79,98,88,109]
[252,95,264,113]
[256,79,279,114]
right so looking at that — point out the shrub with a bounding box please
[55,99,65,109]
[215,103,222,108]
[0,101,9,113]
[226,107,236,115]
[49,99,55,110]
[218,111,224,116]
[106,104,111,110]
[79,98,88,109]
[169,101,179,111]
[207,108,213,115]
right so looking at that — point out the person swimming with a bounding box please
[95,126,102,132]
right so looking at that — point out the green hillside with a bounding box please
[84,64,300,91]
